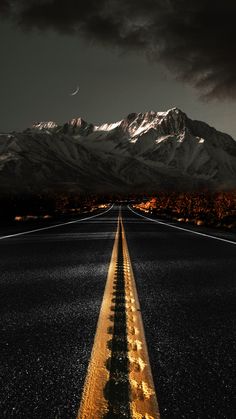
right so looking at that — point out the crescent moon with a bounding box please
[70,86,80,96]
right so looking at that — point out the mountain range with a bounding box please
[1,107,236,195]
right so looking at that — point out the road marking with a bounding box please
[78,209,160,419]
[128,205,236,247]
[0,205,113,241]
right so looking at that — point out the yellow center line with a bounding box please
[77,208,160,419]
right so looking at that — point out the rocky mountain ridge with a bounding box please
[1,108,236,194]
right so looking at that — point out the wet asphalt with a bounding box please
[0,207,117,418]
[123,207,236,419]
[0,205,236,418]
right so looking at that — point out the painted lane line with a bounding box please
[78,209,160,419]
[120,215,160,418]
[0,205,113,241]
[128,205,236,247]
[78,213,120,418]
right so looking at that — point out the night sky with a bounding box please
[1,1,236,138]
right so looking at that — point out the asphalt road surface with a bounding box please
[0,205,235,418]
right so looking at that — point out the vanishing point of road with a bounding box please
[0,205,235,418]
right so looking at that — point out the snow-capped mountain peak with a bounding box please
[32,121,58,131]
[4,107,234,194]
[31,108,186,137]
[94,120,123,132]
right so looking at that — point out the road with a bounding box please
[0,205,235,418]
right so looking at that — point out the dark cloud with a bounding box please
[0,0,10,15]
[1,0,236,99]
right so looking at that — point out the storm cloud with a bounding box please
[1,0,236,99]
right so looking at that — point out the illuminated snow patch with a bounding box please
[95,121,122,131]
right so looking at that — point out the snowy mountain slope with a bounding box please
[0,132,130,193]
[1,108,236,194]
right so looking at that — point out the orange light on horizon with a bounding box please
[14,216,24,221]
